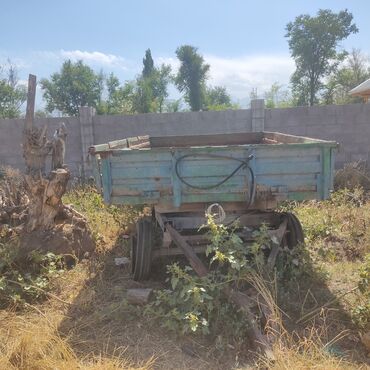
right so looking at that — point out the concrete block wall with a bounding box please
[265,103,370,168]
[93,109,252,145]
[0,116,81,173]
[0,102,369,174]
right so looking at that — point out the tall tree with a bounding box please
[132,77,155,113]
[324,49,370,104]
[100,73,135,114]
[133,49,172,113]
[175,45,210,111]
[41,60,104,116]
[0,61,26,118]
[286,9,358,106]
[153,64,172,112]
[142,49,154,78]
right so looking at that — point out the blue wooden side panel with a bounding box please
[100,143,336,206]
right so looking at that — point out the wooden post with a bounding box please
[25,74,36,132]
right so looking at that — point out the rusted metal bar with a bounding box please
[165,224,208,277]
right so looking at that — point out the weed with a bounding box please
[63,186,141,251]
[0,227,66,308]
[146,215,301,349]
[351,254,370,330]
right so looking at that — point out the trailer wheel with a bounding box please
[285,212,304,248]
[131,217,153,281]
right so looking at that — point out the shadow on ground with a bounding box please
[56,236,368,369]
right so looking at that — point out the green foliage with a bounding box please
[324,49,370,105]
[204,86,237,111]
[0,228,66,308]
[63,187,140,250]
[358,254,370,296]
[351,254,370,330]
[142,49,155,78]
[288,188,369,262]
[0,61,26,118]
[146,215,303,343]
[175,45,210,111]
[163,98,183,113]
[132,50,173,114]
[41,60,104,116]
[102,74,136,115]
[286,9,358,106]
[152,64,172,113]
[132,76,156,114]
[264,82,294,108]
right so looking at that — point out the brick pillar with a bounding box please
[251,99,265,132]
[78,106,95,179]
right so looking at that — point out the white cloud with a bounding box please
[33,50,128,70]
[60,50,127,69]
[156,54,295,101]
[205,54,294,99]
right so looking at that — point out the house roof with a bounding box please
[349,78,370,96]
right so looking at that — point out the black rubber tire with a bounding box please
[284,212,304,248]
[131,217,153,281]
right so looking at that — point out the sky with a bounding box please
[1,0,370,109]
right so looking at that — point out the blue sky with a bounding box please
[1,0,369,108]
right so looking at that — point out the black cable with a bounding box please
[174,153,255,208]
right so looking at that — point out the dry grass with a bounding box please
[1,186,369,369]
[0,311,152,370]
[243,273,368,370]
[260,329,365,370]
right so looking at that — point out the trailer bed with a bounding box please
[90,132,337,211]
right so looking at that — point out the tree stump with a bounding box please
[24,168,70,231]
[0,73,96,257]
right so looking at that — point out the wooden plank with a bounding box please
[171,153,182,208]
[165,224,208,277]
[150,132,264,147]
[254,161,321,176]
[101,157,112,203]
[253,146,323,159]
[111,165,171,179]
[112,178,172,186]
[266,131,336,145]
[321,147,331,200]
[255,154,320,164]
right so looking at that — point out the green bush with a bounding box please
[145,215,304,346]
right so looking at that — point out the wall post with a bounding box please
[78,106,95,179]
[251,99,265,132]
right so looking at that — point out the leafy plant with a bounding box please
[63,186,141,251]
[352,254,370,330]
[0,229,66,308]
[146,215,303,345]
